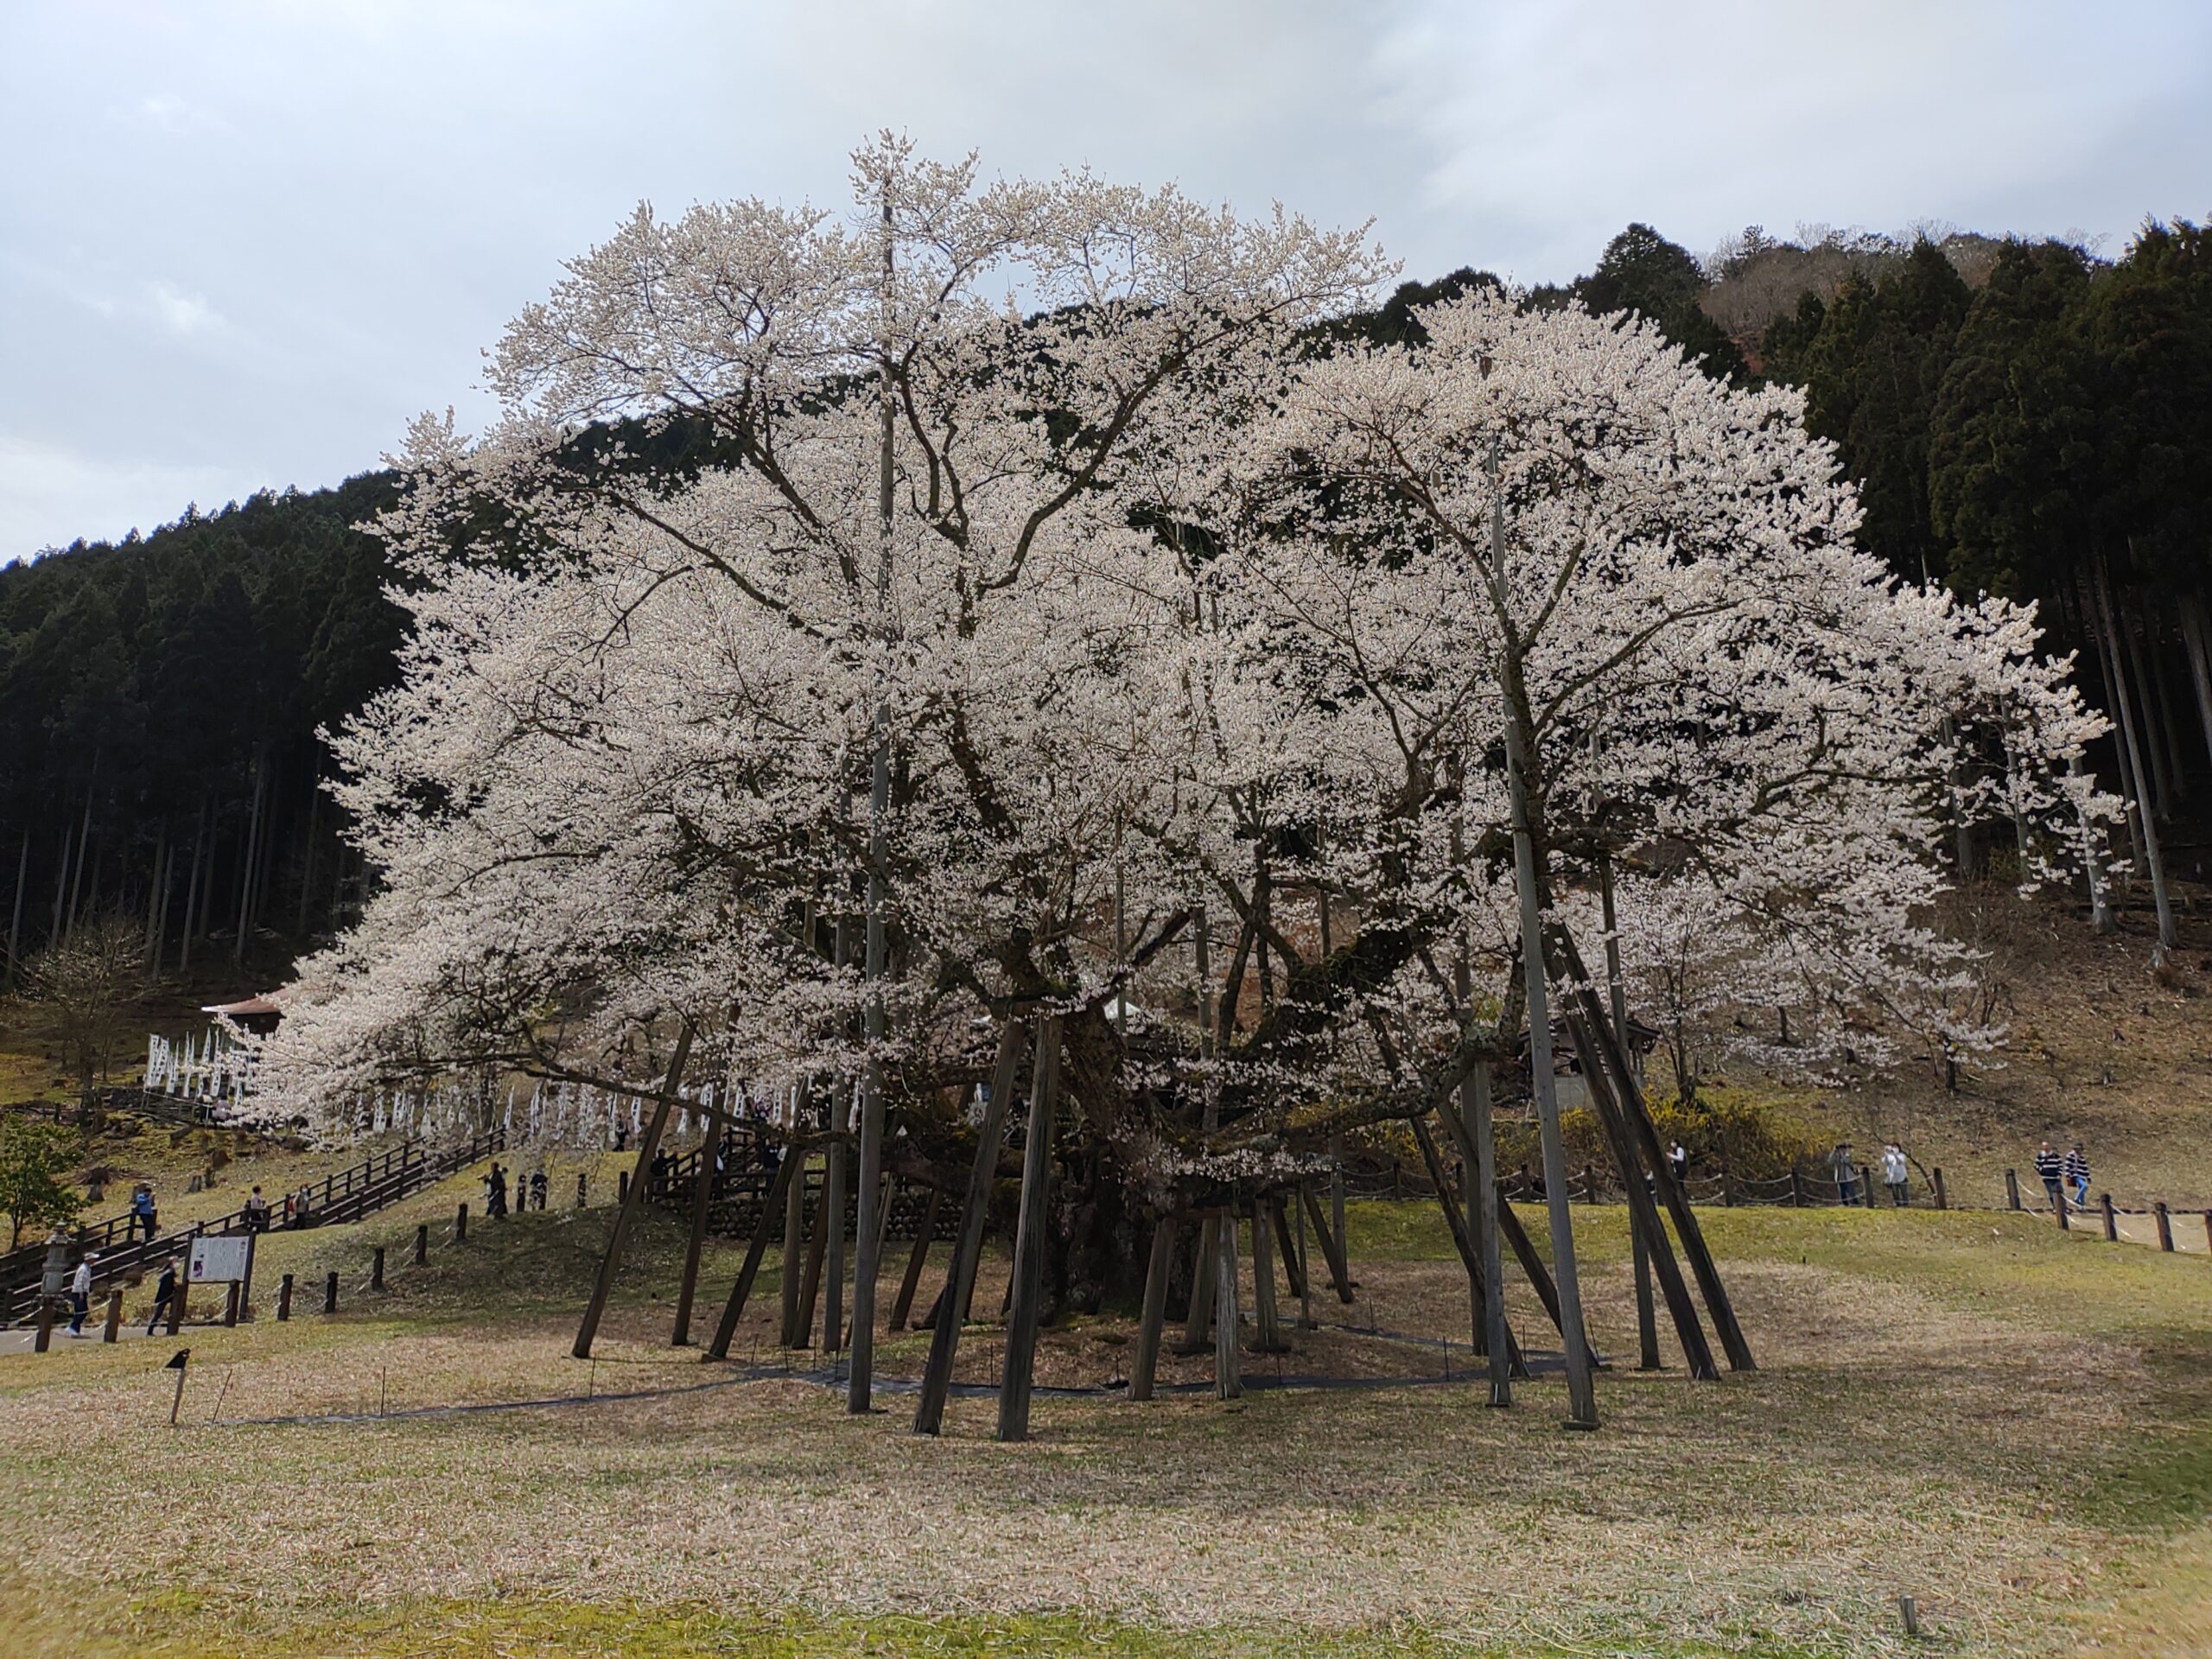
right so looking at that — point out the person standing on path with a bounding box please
[485,1163,508,1219]
[2064,1142,2091,1212]
[2035,1140,2064,1211]
[66,1253,96,1336]
[130,1184,158,1242]
[146,1261,178,1334]
[243,1185,270,1233]
[1831,1141,1859,1205]
[1881,1142,1910,1206]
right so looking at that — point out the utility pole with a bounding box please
[1484,388,1598,1429]
[849,172,896,1414]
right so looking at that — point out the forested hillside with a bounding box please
[3,213,2206,988]
[0,476,404,980]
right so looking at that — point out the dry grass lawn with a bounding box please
[2,1190,2208,1658]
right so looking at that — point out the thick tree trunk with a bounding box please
[2120,598,2175,816]
[2095,559,2177,955]
[63,793,92,944]
[296,773,320,938]
[2084,575,2152,881]
[5,827,26,985]
[179,795,207,974]
[234,751,266,967]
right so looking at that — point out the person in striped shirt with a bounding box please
[2064,1143,2090,1211]
[2034,1141,2064,1211]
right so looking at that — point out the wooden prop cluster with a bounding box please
[567,930,1754,1437]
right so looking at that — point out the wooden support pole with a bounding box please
[1548,945,1747,1374]
[322,1271,338,1313]
[1932,1167,1948,1211]
[1251,1201,1283,1353]
[1179,1218,1219,1352]
[2203,1210,2212,1254]
[1558,1002,1715,1378]
[223,1283,238,1327]
[672,1116,721,1347]
[999,1017,1061,1442]
[1495,1188,1569,1346]
[795,1171,829,1345]
[414,1224,429,1266]
[779,1105,809,1347]
[2156,1201,2174,1251]
[889,1185,944,1331]
[1213,1200,1243,1401]
[1269,1197,1306,1300]
[707,1135,802,1360]
[1294,1190,1315,1332]
[2056,1187,2071,1230]
[102,1289,123,1344]
[572,1026,690,1360]
[1461,1063,1513,1402]
[1130,1218,1174,1402]
[455,1202,468,1243]
[2101,1192,2118,1242]
[276,1274,293,1321]
[1630,1224,1661,1370]
[2005,1169,2021,1210]
[1297,1185,1355,1304]
[33,1297,54,1352]
[913,1018,1027,1436]
[820,1130,847,1356]
[1412,1113,1489,1341]
[1422,1107,1529,1378]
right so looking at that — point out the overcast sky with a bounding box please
[3,0,2206,563]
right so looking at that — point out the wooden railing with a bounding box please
[3,1129,505,1325]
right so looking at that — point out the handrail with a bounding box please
[3,1128,505,1324]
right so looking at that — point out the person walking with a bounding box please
[484,1162,508,1219]
[130,1183,158,1242]
[1881,1141,1909,1206]
[66,1252,96,1336]
[1830,1141,1859,1205]
[2064,1142,2091,1211]
[1668,1141,1688,1185]
[530,1169,547,1211]
[243,1185,270,1234]
[146,1260,179,1334]
[2034,1140,2064,1211]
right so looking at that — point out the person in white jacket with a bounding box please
[1880,1142,1909,1207]
[66,1253,97,1336]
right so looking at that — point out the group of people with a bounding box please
[2034,1139,2093,1211]
[480,1162,548,1218]
[1828,1141,1916,1205]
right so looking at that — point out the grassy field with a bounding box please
[3,1175,2209,1658]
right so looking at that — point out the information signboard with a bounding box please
[188,1235,251,1283]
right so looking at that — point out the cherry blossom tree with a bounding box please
[254,147,2115,1425]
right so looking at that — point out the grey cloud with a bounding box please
[3,0,2204,561]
